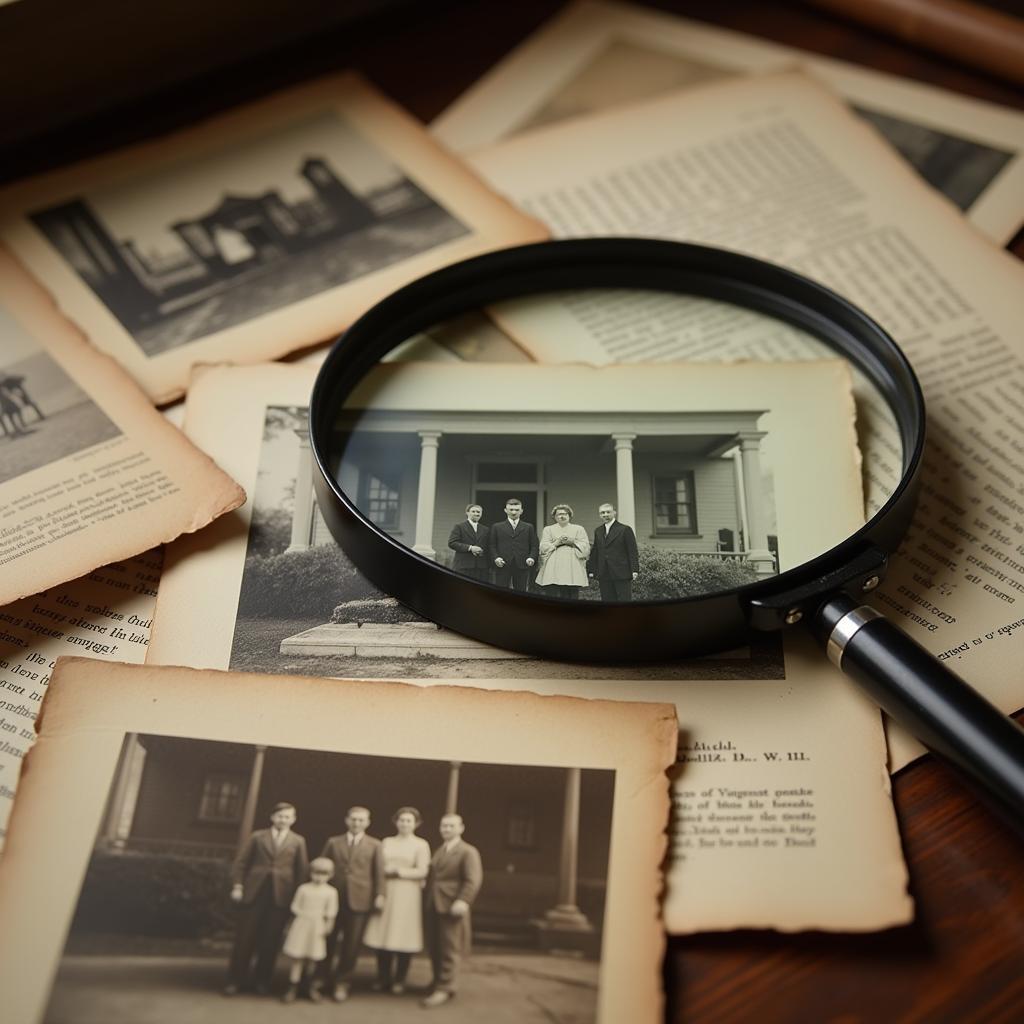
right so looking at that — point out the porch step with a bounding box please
[279,622,529,659]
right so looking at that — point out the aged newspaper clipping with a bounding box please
[146,361,912,933]
[0,73,547,403]
[433,0,1024,243]
[0,552,159,848]
[466,72,1024,770]
[0,249,243,607]
[0,659,676,1024]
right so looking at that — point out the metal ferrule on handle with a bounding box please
[818,594,1024,836]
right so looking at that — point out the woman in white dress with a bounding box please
[363,805,431,994]
[536,504,591,599]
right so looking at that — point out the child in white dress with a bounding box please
[281,857,339,1003]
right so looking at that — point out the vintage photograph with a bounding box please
[29,111,469,358]
[338,382,780,600]
[0,305,120,485]
[228,403,784,681]
[0,661,672,1023]
[45,734,614,1023]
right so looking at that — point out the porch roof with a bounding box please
[335,408,766,438]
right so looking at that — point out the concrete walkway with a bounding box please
[280,622,529,660]
[44,951,598,1024]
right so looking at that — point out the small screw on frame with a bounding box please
[785,608,803,625]
[862,576,880,592]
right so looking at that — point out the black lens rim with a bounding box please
[309,238,925,662]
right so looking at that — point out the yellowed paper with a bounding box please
[147,361,912,933]
[0,658,675,1024]
[0,551,159,847]
[0,73,547,403]
[0,249,243,607]
[433,0,1024,244]
[465,71,1024,772]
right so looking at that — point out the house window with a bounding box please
[653,472,697,534]
[360,472,401,530]
[198,775,245,824]
[506,802,538,850]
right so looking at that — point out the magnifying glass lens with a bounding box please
[312,240,1024,838]
[330,288,902,605]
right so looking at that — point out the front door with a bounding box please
[474,490,538,530]
[473,458,544,531]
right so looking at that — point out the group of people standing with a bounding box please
[226,802,483,1009]
[0,374,43,439]
[448,498,641,601]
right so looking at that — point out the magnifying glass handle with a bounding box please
[818,595,1024,837]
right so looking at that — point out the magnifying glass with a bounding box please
[310,238,1024,832]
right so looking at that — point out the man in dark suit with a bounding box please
[319,805,385,1002]
[587,502,640,600]
[225,801,308,996]
[447,503,490,582]
[488,497,539,592]
[422,814,483,1009]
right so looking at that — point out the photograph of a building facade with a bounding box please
[317,405,779,586]
[229,405,784,680]
[49,735,612,1020]
[29,113,468,356]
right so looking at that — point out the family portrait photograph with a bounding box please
[43,733,615,1024]
[228,401,785,682]
[0,305,121,486]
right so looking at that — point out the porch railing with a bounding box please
[103,836,236,861]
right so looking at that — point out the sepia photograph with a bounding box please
[228,402,785,682]
[0,74,547,403]
[44,734,614,1023]
[0,305,121,485]
[0,661,673,1023]
[29,112,469,358]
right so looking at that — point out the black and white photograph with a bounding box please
[29,112,469,358]
[0,306,121,485]
[337,376,781,598]
[849,105,1014,212]
[228,403,785,681]
[45,734,614,1024]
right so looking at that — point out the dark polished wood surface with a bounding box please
[4,2,1023,1019]
[670,712,1024,1023]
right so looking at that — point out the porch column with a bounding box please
[237,744,267,848]
[286,428,314,552]
[732,448,749,550]
[540,768,593,934]
[612,433,637,529]
[413,431,442,559]
[445,761,461,815]
[738,433,774,575]
[102,733,147,849]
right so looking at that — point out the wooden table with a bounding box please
[3,1,1023,1019]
